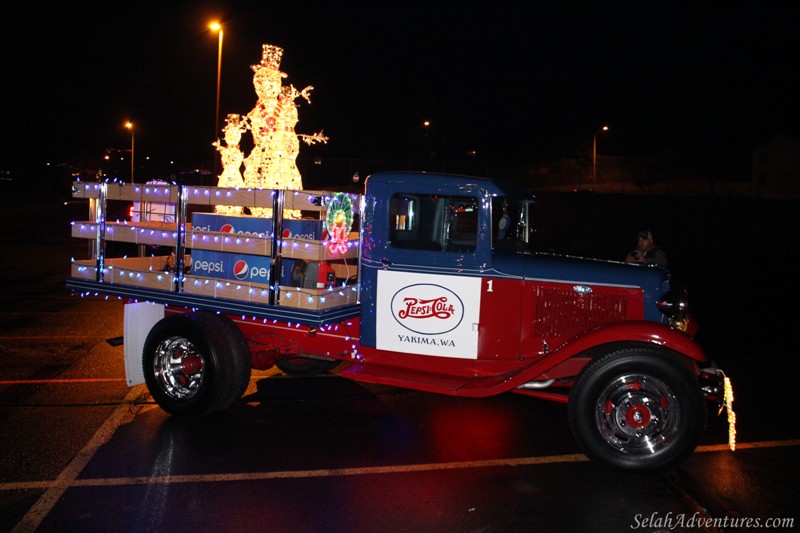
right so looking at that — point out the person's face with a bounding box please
[637,236,652,251]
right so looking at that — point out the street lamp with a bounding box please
[210,21,223,177]
[593,125,609,189]
[125,121,135,183]
[422,120,432,158]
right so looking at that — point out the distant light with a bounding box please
[209,21,222,32]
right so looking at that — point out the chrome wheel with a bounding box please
[596,373,679,455]
[152,335,205,401]
[143,313,250,417]
[568,348,705,471]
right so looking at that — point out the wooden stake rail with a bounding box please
[68,181,362,314]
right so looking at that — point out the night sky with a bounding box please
[3,2,799,180]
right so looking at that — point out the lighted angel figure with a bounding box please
[213,114,247,215]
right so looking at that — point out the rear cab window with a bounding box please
[389,194,478,253]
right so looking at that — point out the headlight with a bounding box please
[657,288,689,330]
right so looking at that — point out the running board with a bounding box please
[341,362,520,397]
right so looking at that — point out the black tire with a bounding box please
[143,312,251,417]
[568,347,706,472]
[275,356,340,377]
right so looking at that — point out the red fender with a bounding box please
[517,321,707,385]
[553,320,708,362]
[510,321,708,402]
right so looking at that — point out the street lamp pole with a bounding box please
[210,21,223,178]
[593,125,609,189]
[125,121,135,183]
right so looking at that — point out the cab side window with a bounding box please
[389,193,478,252]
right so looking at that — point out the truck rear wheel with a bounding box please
[568,348,705,471]
[143,312,251,417]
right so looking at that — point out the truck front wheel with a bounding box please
[143,312,251,417]
[568,348,705,471]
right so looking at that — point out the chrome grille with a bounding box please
[533,284,632,344]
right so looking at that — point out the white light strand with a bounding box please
[722,375,736,451]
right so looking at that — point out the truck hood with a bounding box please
[491,250,671,322]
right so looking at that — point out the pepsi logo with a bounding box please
[220,224,234,233]
[233,259,249,280]
[282,228,291,238]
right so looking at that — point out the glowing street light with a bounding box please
[125,121,135,183]
[210,21,224,176]
[593,125,609,189]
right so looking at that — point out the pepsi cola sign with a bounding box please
[376,271,481,359]
[190,249,271,283]
[391,284,464,335]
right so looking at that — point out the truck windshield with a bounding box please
[491,196,530,250]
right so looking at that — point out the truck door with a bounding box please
[359,186,489,360]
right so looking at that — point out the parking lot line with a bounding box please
[696,439,800,452]
[9,385,146,533]
[4,438,799,494]
[0,378,126,385]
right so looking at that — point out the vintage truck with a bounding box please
[67,171,730,471]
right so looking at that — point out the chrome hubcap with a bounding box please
[596,373,679,454]
[153,336,205,400]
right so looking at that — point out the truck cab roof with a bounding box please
[365,171,531,199]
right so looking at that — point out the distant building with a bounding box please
[752,137,800,199]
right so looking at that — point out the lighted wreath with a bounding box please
[325,192,354,253]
